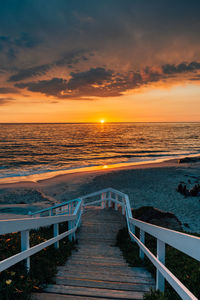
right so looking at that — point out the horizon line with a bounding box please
[0,121,200,124]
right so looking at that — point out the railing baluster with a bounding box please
[156,239,165,292]
[53,223,59,248]
[21,230,30,271]
[101,192,105,209]
[79,198,83,226]
[130,222,135,236]
[73,220,76,240]
[139,229,145,260]
[68,220,73,241]
[108,191,111,207]
[115,194,118,210]
[122,204,125,215]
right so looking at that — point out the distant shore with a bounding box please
[0,156,200,233]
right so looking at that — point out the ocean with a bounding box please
[0,122,200,181]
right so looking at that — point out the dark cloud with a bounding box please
[0,87,19,94]
[1,0,200,72]
[0,33,39,50]
[1,1,200,101]
[162,62,200,75]
[7,49,91,82]
[14,32,40,49]
[15,68,114,98]
[13,59,200,99]
[9,64,51,82]
[55,49,90,67]
[16,78,67,96]
[0,33,40,61]
[68,68,113,90]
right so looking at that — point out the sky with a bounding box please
[0,0,200,122]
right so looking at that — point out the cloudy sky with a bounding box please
[1,0,200,122]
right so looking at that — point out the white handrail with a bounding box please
[129,217,200,261]
[30,198,80,216]
[0,198,82,272]
[0,214,75,235]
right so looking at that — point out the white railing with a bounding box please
[0,187,199,300]
[0,198,82,272]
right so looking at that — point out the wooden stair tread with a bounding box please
[58,265,152,277]
[56,272,154,283]
[44,284,144,299]
[35,292,114,300]
[55,277,154,291]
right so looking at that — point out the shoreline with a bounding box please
[0,157,180,188]
[1,152,200,186]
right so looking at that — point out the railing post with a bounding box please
[68,203,73,241]
[69,203,72,214]
[53,223,59,248]
[68,220,73,241]
[101,192,105,209]
[115,194,118,210]
[130,222,135,236]
[108,191,111,207]
[79,199,83,227]
[139,229,145,260]
[21,230,30,271]
[122,204,125,215]
[121,197,126,215]
[73,220,76,240]
[156,239,165,292]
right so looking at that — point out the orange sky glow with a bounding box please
[1,1,200,123]
[1,82,200,123]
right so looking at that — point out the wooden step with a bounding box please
[75,246,121,251]
[68,257,126,265]
[35,292,112,300]
[56,272,155,284]
[57,269,152,280]
[55,277,154,292]
[71,254,123,259]
[44,284,144,299]
[67,259,129,267]
[58,266,153,278]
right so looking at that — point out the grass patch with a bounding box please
[0,222,75,300]
[116,227,200,300]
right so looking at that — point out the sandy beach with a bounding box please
[0,158,200,232]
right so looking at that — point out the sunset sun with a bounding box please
[100,119,105,124]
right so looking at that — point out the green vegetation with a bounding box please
[0,223,75,300]
[116,227,200,300]
[143,289,168,300]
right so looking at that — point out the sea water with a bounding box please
[0,122,200,181]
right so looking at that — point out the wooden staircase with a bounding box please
[36,208,155,299]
